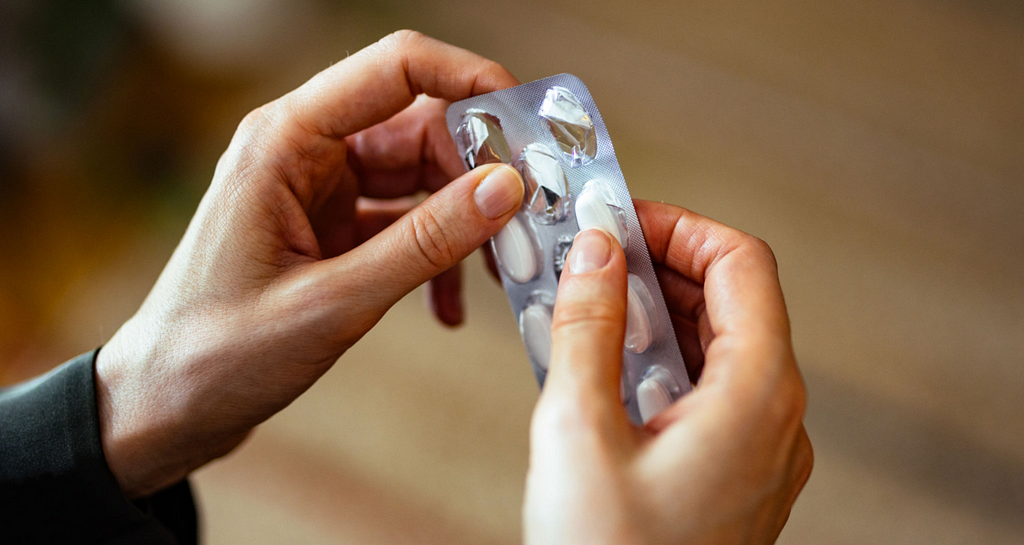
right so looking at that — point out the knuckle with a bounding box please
[238,106,265,133]
[532,394,605,439]
[378,29,424,54]
[392,29,425,43]
[770,370,807,429]
[408,208,457,269]
[550,299,621,335]
[234,102,287,152]
[798,439,815,483]
[742,234,778,269]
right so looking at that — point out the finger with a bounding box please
[347,96,467,198]
[635,199,789,343]
[536,229,632,435]
[653,264,705,323]
[669,314,705,382]
[353,197,419,245]
[239,31,517,213]
[283,31,517,141]
[427,263,463,327]
[481,244,501,283]
[314,196,417,260]
[313,163,523,330]
[635,198,804,466]
[356,196,465,326]
[635,198,795,414]
[652,263,709,382]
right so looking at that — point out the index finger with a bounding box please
[279,30,519,141]
[634,199,790,344]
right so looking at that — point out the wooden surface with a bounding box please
[1,0,1021,543]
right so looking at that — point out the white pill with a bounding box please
[575,181,628,250]
[637,374,673,424]
[492,214,540,283]
[624,274,655,354]
[519,302,553,370]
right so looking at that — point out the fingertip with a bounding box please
[565,228,615,276]
[428,264,464,327]
[472,164,524,221]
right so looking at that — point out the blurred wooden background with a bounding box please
[1,0,1021,543]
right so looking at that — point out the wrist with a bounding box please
[95,322,196,498]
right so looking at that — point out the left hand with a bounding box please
[523,202,813,544]
[96,30,524,498]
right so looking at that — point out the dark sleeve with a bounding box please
[0,350,198,545]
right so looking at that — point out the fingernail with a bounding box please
[569,229,612,274]
[474,165,523,220]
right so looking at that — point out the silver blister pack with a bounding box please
[446,74,691,425]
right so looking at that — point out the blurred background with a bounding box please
[1,0,1022,543]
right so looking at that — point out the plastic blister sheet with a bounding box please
[446,74,691,425]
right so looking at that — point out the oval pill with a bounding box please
[492,214,540,283]
[519,303,553,370]
[574,182,628,250]
[625,279,655,354]
[637,375,673,424]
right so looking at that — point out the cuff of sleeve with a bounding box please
[0,349,197,544]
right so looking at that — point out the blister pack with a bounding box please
[446,74,691,425]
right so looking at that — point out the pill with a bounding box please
[575,181,628,250]
[456,109,512,169]
[625,276,655,354]
[622,290,655,356]
[637,373,673,424]
[492,214,540,283]
[519,302,553,370]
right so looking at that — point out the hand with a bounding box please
[95,31,525,498]
[523,202,813,544]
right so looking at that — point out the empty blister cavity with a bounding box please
[625,274,656,354]
[538,87,597,166]
[636,366,681,424]
[491,213,541,284]
[516,143,569,224]
[519,294,554,371]
[456,109,512,169]
[574,179,629,250]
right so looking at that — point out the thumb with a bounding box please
[536,229,632,434]
[319,163,523,320]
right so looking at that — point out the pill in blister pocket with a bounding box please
[492,213,541,283]
[538,86,597,167]
[575,180,629,250]
[516,143,569,224]
[637,366,679,424]
[456,109,511,169]
[519,298,554,371]
[625,274,656,354]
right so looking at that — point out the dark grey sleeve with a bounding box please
[0,350,198,544]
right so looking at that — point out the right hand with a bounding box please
[523,201,813,544]
[96,31,524,499]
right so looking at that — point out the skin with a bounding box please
[95,30,812,542]
[526,222,813,544]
